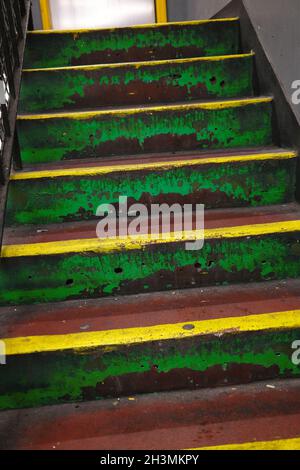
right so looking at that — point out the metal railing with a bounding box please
[0,0,31,247]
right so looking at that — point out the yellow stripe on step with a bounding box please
[192,437,300,450]
[17,97,273,121]
[23,52,254,73]
[1,220,300,258]
[28,17,239,35]
[10,151,297,181]
[2,309,300,356]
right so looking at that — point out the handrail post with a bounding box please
[155,0,168,23]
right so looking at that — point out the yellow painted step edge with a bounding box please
[23,52,254,73]
[10,151,297,181]
[2,309,300,356]
[2,220,300,258]
[28,17,239,35]
[190,437,300,451]
[17,97,273,121]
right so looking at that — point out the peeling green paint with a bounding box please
[0,330,299,410]
[18,102,273,164]
[24,21,240,69]
[19,56,253,113]
[6,159,296,225]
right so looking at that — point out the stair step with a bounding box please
[24,18,240,69]
[7,149,297,225]
[0,278,300,408]
[1,278,300,342]
[20,53,254,114]
[17,97,274,165]
[1,203,300,305]
[0,379,299,449]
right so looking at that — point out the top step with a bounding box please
[24,18,240,69]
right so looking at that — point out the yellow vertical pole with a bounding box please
[155,0,168,23]
[39,0,52,30]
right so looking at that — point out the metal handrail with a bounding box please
[0,0,31,248]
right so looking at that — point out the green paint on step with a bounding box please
[19,56,253,113]
[17,101,273,164]
[6,158,296,225]
[0,234,300,306]
[24,21,240,69]
[0,330,299,410]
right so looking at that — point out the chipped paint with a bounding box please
[17,99,273,164]
[19,54,254,113]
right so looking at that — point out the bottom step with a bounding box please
[0,379,299,450]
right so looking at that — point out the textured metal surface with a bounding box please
[1,10,299,435]
[0,319,300,409]
[24,18,240,69]
[19,54,254,113]
[50,0,156,30]
[1,203,300,305]
[0,278,299,337]
[0,379,300,449]
[1,232,300,306]
[17,99,273,165]
[6,151,296,225]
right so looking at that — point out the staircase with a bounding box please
[0,17,300,450]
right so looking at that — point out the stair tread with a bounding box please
[0,379,299,450]
[0,278,300,339]
[11,146,295,175]
[3,203,300,249]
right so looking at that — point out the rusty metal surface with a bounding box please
[4,203,300,245]
[19,55,253,113]
[24,20,240,69]
[17,99,273,164]
[6,154,295,225]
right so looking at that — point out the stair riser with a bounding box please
[7,157,296,225]
[20,56,253,114]
[1,329,299,410]
[1,232,300,305]
[24,20,240,69]
[18,101,273,165]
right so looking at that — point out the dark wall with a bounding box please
[167,0,229,21]
[168,0,300,123]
